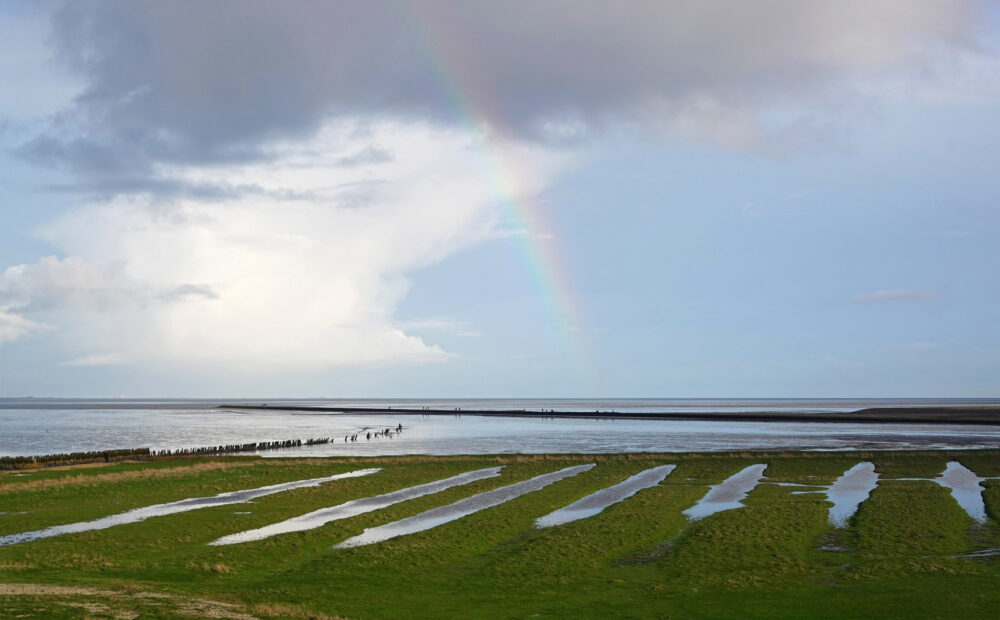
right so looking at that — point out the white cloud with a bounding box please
[5,121,568,366]
[0,255,130,311]
[397,318,481,338]
[0,309,49,346]
[852,289,937,303]
[499,227,556,241]
[58,353,128,367]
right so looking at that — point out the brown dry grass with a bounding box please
[0,460,264,493]
[0,583,260,619]
[250,602,350,620]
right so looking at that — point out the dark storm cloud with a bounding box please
[40,177,318,202]
[31,0,978,173]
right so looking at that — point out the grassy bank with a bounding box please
[1,450,998,618]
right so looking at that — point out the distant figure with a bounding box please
[366,432,371,440]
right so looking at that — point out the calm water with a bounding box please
[1,398,998,457]
[934,462,989,523]
[0,468,379,547]
[535,464,676,528]
[682,464,768,520]
[823,462,879,527]
[211,467,502,546]
[334,464,595,548]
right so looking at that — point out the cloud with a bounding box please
[396,318,481,338]
[157,284,219,303]
[0,255,219,310]
[852,289,937,303]
[500,228,556,241]
[23,0,980,175]
[0,309,49,346]
[39,177,318,203]
[58,352,127,367]
[335,145,394,168]
[3,120,566,366]
[0,255,129,312]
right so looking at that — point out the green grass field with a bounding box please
[1,450,998,619]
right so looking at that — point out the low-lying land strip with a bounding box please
[219,403,1000,424]
[1,450,998,618]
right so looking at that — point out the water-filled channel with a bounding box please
[211,467,502,545]
[825,462,879,527]
[0,469,379,547]
[535,464,675,528]
[682,464,768,521]
[334,464,595,548]
[934,461,988,523]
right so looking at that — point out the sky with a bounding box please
[1,0,998,398]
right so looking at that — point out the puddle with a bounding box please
[682,464,767,521]
[535,464,675,528]
[334,464,596,548]
[934,461,987,523]
[953,547,1000,558]
[211,467,502,545]
[0,468,380,547]
[826,462,879,528]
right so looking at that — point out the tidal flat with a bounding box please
[1,450,999,619]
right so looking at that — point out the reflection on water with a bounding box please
[334,464,595,548]
[211,467,502,545]
[535,464,675,528]
[954,547,1000,558]
[826,462,879,527]
[0,469,379,547]
[683,464,767,521]
[934,461,987,523]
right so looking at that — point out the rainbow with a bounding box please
[400,6,593,380]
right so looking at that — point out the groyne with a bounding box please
[1,437,333,471]
[151,437,331,457]
[0,448,152,471]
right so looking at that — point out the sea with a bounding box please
[1,398,999,457]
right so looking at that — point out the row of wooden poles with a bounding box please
[0,437,333,470]
[152,437,331,457]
